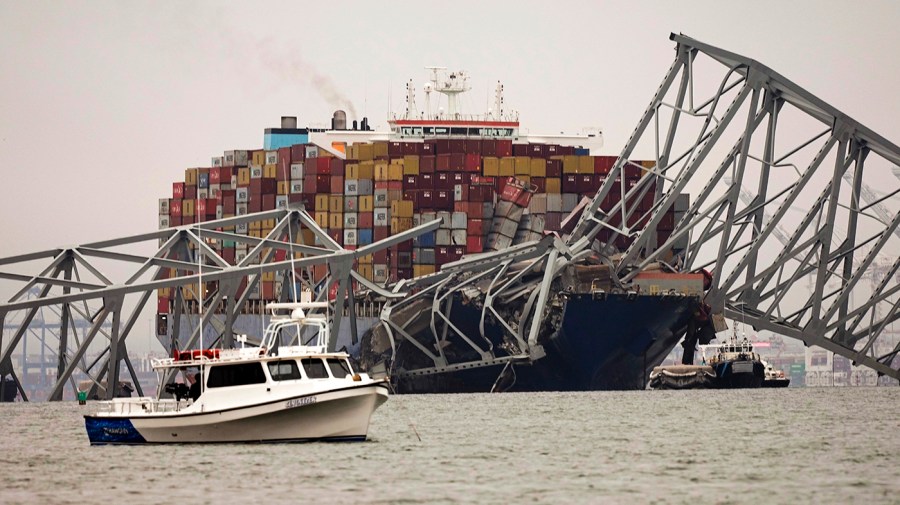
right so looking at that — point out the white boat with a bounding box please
[84,301,389,444]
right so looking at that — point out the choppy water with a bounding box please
[2,387,898,504]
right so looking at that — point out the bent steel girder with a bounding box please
[570,33,900,381]
[0,207,439,400]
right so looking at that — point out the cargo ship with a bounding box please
[156,69,715,392]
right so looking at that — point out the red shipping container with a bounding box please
[470,175,495,187]
[403,142,422,155]
[317,157,331,176]
[196,198,217,217]
[435,246,449,265]
[303,174,317,192]
[373,249,388,264]
[466,235,484,254]
[436,154,451,172]
[448,139,465,154]
[545,144,560,157]
[467,219,487,235]
[262,193,276,211]
[169,199,183,217]
[172,182,184,198]
[330,175,344,194]
[417,190,433,209]
[330,158,345,178]
[221,247,235,265]
[291,144,306,161]
[288,193,308,205]
[528,144,545,158]
[512,144,529,157]
[388,142,403,158]
[562,174,578,193]
[184,185,197,199]
[449,153,465,171]
[315,175,330,193]
[435,190,452,210]
[374,226,390,242]
[455,184,469,201]
[249,178,276,195]
[481,140,497,157]
[464,153,481,172]
[157,296,170,314]
[359,212,373,228]
[595,155,616,174]
[531,177,546,193]
[496,140,513,157]
[434,173,452,190]
[403,175,417,188]
[420,173,434,189]
[546,159,562,177]
[451,172,466,186]
[450,246,465,261]
[465,139,481,155]
[421,142,435,154]
[420,155,436,173]
[169,216,183,226]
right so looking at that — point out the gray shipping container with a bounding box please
[451,212,467,229]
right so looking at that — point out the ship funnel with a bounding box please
[352,120,358,130]
[331,110,347,130]
[361,117,369,131]
[281,116,297,129]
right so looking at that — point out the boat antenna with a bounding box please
[280,158,298,303]
[197,193,204,395]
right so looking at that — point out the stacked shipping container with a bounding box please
[158,138,677,312]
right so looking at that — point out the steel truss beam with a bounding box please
[0,207,438,400]
[570,33,900,381]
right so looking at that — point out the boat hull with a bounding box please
[85,383,388,445]
[381,292,702,392]
[712,360,765,388]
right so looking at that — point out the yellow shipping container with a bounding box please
[515,156,531,175]
[390,158,404,166]
[530,158,547,177]
[373,141,388,158]
[299,229,316,245]
[182,199,195,216]
[359,160,375,179]
[358,264,374,282]
[499,157,516,176]
[563,155,579,174]
[641,159,656,177]
[483,157,500,176]
[345,163,359,180]
[329,213,344,230]
[315,194,329,211]
[358,253,374,265]
[185,168,198,185]
[578,156,593,174]
[329,196,343,213]
[252,150,266,166]
[315,211,329,229]
[391,200,414,218]
[237,167,251,185]
[374,161,389,181]
[277,181,290,195]
[250,220,261,231]
[345,144,358,160]
[403,155,420,175]
[391,217,413,233]
[262,271,275,282]
[413,264,436,277]
[264,219,275,229]
[388,163,403,181]
[545,177,561,194]
[359,195,374,212]
[358,143,374,161]
[263,164,277,179]
[516,175,531,186]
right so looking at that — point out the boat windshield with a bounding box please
[268,360,302,381]
[301,358,329,379]
[327,358,352,378]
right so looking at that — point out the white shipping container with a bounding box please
[373,189,389,207]
[208,184,220,198]
[344,229,358,246]
[486,233,513,251]
[275,196,288,210]
[290,180,303,194]
[211,156,224,167]
[198,189,208,199]
[159,215,170,229]
[216,205,223,219]
[450,212,467,230]
[412,213,421,227]
[451,229,467,245]
[236,222,248,234]
[436,211,452,229]
[345,179,359,196]
[224,150,249,167]
[546,194,562,212]
[422,211,437,224]
[562,193,578,213]
[290,163,304,180]
[374,208,390,227]
[305,146,318,159]
[159,198,170,215]
[436,229,452,246]
[344,212,358,228]
[265,150,278,165]
[356,179,373,195]
[374,265,388,283]
[343,196,358,212]
[236,188,249,203]
[529,194,547,214]
[250,166,263,179]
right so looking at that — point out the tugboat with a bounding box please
[706,334,765,388]
[761,361,790,388]
[84,301,389,444]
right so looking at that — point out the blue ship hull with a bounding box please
[382,292,703,393]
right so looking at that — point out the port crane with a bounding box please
[1,34,898,400]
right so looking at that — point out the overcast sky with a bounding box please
[1,0,898,256]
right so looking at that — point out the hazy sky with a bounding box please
[2,0,898,256]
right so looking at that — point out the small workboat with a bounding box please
[761,361,790,388]
[706,334,765,388]
[84,301,389,444]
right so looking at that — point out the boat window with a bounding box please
[301,358,329,379]
[450,127,466,135]
[327,358,352,379]
[268,360,302,381]
[207,363,267,388]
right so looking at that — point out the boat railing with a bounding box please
[96,397,188,415]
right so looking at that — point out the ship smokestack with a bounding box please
[332,110,347,130]
[352,120,358,130]
[361,117,369,131]
[281,116,297,129]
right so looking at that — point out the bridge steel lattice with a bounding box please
[573,34,900,380]
[0,208,438,401]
